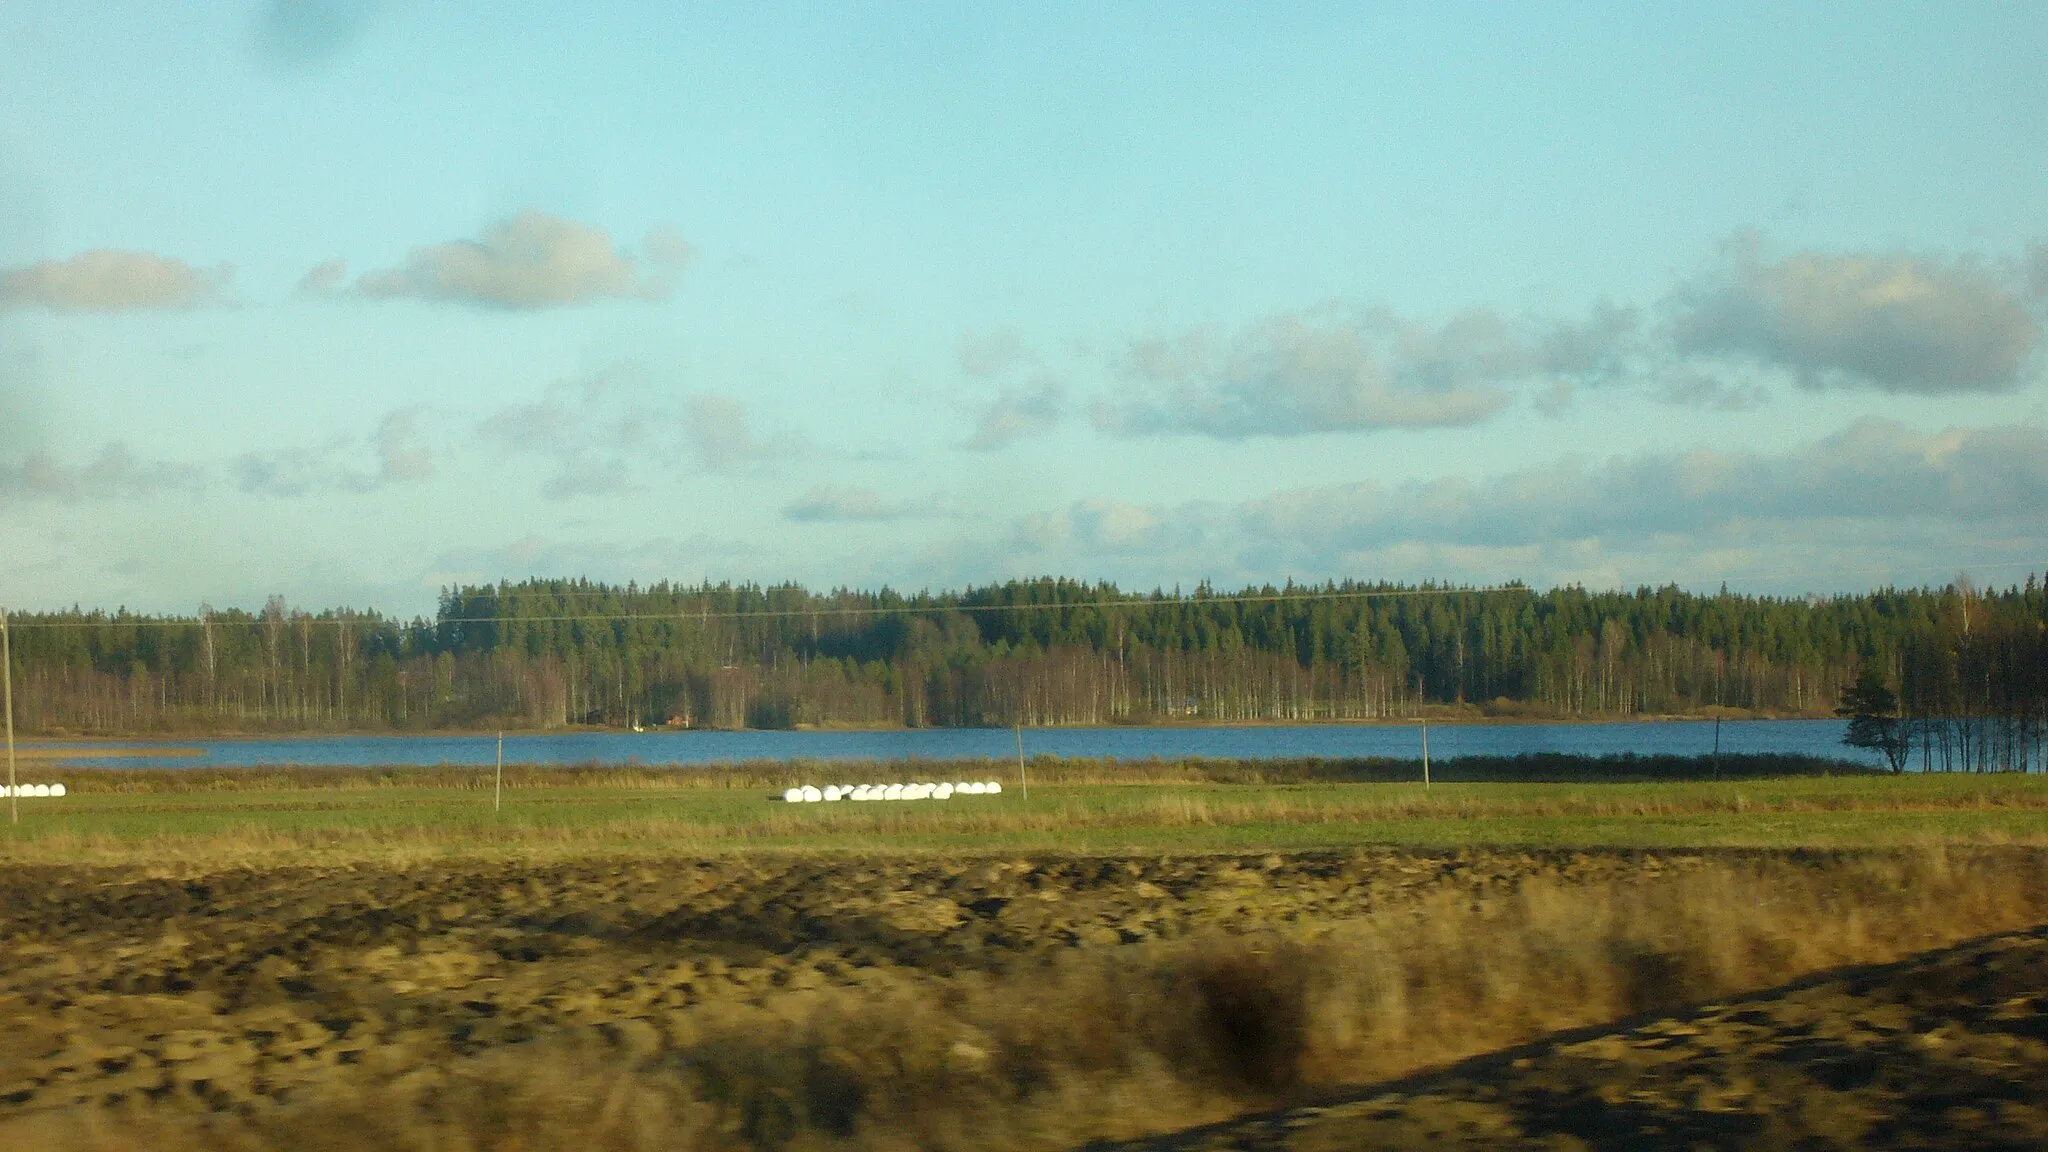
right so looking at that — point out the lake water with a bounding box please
[38,719,1878,769]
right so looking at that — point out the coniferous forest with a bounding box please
[3,576,2044,770]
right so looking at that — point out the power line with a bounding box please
[1683,556,2048,586]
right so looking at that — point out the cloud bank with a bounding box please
[1092,236,2045,439]
[1237,418,2048,554]
[993,418,2048,590]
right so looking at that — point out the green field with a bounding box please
[7,761,2048,861]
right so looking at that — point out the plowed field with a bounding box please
[3,848,2046,1150]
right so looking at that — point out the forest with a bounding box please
[2,576,2043,770]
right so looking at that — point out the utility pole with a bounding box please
[1712,715,1722,780]
[1421,717,1430,792]
[1015,722,1029,802]
[335,614,347,728]
[198,603,216,714]
[3,606,15,827]
[495,730,504,814]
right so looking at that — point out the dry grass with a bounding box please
[7,847,2046,1151]
[11,765,2048,869]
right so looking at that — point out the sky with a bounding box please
[1,2,2045,617]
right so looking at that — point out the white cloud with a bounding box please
[1666,235,2039,393]
[350,211,681,309]
[0,250,229,312]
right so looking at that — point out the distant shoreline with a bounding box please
[13,712,1840,746]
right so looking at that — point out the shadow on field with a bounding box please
[1092,925,2048,1151]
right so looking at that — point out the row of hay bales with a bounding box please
[780,781,1004,803]
[1,783,66,798]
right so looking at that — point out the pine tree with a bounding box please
[1837,664,1910,773]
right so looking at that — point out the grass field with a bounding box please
[4,756,2048,863]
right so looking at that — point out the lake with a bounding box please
[32,719,1877,769]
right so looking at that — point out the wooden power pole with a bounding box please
[3,606,16,827]
[1014,722,1028,801]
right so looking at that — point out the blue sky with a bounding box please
[2,2,2045,615]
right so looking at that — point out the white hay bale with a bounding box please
[985,781,1003,794]
[800,785,823,803]
[823,785,842,801]
[934,783,953,799]
[50,783,66,798]
[783,787,804,804]
[30,784,50,798]
[884,783,905,800]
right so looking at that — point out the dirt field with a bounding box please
[4,848,2047,1150]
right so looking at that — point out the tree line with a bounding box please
[1835,575,2048,773]
[2,576,2043,765]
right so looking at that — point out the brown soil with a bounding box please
[1101,926,2048,1151]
